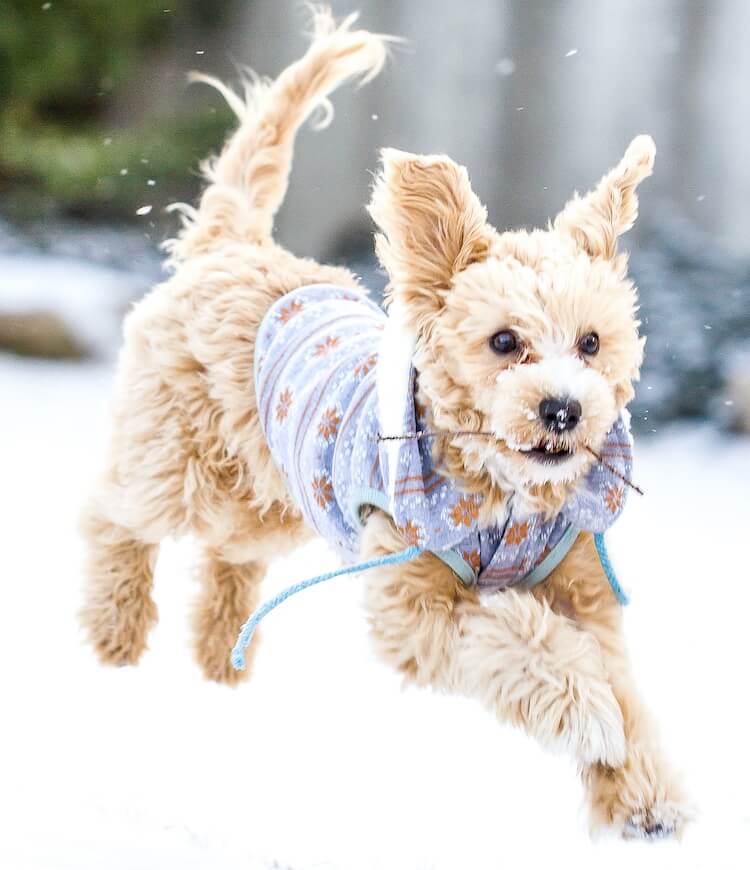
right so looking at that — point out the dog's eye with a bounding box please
[489,330,518,355]
[579,332,600,355]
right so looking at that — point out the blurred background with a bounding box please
[1,0,749,428]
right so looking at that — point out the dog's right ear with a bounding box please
[368,149,491,323]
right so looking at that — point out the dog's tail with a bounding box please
[166,8,388,261]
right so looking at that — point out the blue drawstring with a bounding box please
[231,545,423,670]
[232,536,629,670]
[594,533,630,606]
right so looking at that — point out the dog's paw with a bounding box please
[193,612,254,687]
[584,746,694,841]
[622,800,694,841]
[196,643,251,687]
[81,598,157,667]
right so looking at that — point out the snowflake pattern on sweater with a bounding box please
[255,284,633,591]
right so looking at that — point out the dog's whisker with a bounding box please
[376,430,644,496]
[583,445,644,496]
[376,429,495,441]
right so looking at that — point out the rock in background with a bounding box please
[0,217,160,360]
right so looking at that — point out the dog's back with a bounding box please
[80,10,388,684]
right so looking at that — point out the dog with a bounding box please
[80,9,691,839]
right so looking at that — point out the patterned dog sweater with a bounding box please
[255,283,633,591]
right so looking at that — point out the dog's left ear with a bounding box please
[554,135,656,260]
[368,149,491,320]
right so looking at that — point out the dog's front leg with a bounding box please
[539,533,693,840]
[361,511,626,766]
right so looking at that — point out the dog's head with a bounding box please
[369,137,653,514]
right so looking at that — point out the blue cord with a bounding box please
[231,545,423,670]
[594,533,630,606]
[232,536,629,670]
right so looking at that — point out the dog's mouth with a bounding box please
[519,442,574,464]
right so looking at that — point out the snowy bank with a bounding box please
[0,357,748,870]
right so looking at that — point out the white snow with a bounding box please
[1,356,749,869]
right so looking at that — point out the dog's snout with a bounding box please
[539,397,582,432]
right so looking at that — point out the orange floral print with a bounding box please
[462,549,481,573]
[275,388,293,422]
[605,484,624,514]
[450,496,480,528]
[314,336,339,357]
[311,473,334,509]
[318,407,342,442]
[505,521,529,546]
[277,300,304,324]
[398,520,421,547]
[354,353,377,377]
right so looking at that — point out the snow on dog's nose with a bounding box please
[539,397,582,432]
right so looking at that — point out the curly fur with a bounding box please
[368,143,650,518]
[80,8,691,840]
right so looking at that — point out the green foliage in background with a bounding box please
[0,0,233,218]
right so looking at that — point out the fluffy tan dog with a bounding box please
[80,9,691,840]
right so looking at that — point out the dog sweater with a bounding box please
[254,284,633,591]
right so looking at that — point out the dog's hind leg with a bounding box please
[79,506,159,667]
[192,550,266,687]
[191,501,310,685]
[539,533,693,839]
[362,512,626,767]
[80,349,194,668]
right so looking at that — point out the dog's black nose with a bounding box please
[539,397,582,432]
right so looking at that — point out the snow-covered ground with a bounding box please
[1,356,749,870]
